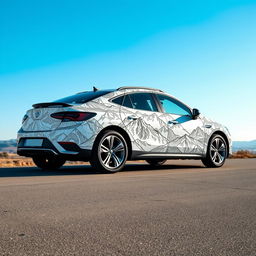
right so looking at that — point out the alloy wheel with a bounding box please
[99,135,126,170]
[210,137,227,165]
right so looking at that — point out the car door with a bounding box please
[118,92,169,152]
[154,94,205,154]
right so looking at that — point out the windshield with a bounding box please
[54,90,115,104]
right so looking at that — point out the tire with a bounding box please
[146,159,167,167]
[33,156,66,170]
[90,130,128,173]
[201,134,228,168]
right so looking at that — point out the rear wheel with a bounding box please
[90,130,128,173]
[33,156,66,170]
[202,134,228,168]
[146,159,167,167]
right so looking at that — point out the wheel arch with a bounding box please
[93,125,132,160]
[208,130,230,156]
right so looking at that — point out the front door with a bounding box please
[154,94,205,154]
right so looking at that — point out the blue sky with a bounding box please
[0,0,256,140]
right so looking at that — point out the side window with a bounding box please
[129,93,158,112]
[156,94,191,116]
[123,95,133,108]
[111,95,137,109]
[112,96,124,105]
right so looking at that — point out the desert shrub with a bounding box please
[231,150,256,159]
[0,152,9,158]
[13,160,20,166]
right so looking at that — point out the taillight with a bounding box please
[51,112,96,122]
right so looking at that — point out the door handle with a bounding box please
[127,115,138,121]
[168,120,178,125]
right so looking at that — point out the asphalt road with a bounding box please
[0,159,255,256]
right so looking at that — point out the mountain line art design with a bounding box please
[17,88,231,156]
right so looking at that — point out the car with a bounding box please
[17,86,232,173]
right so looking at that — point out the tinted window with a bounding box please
[111,95,142,109]
[54,90,114,104]
[123,95,133,108]
[156,94,191,116]
[112,96,124,105]
[129,93,158,112]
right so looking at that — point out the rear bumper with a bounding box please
[17,138,91,161]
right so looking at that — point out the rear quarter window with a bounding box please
[111,95,133,108]
[112,96,124,105]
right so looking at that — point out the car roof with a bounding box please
[117,86,163,93]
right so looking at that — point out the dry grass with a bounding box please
[0,159,35,168]
[0,154,34,167]
[0,152,86,168]
[231,150,256,159]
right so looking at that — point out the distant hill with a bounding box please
[0,139,255,153]
[0,139,17,153]
[233,140,256,152]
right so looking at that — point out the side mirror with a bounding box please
[192,108,200,119]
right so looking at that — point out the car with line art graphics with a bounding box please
[17,86,232,173]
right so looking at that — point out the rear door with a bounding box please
[119,93,169,152]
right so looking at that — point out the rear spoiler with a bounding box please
[33,102,72,109]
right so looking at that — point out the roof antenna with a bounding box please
[93,86,99,92]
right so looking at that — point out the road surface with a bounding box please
[0,159,255,256]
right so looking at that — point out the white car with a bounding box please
[17,87,232,173]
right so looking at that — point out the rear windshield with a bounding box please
[54,90,115,104]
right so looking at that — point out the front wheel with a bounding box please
[90,130,128,173]
[33,156,66,170]
[202,134,228,168]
